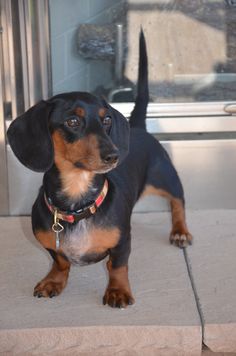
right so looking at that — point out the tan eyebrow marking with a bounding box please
[74,107,85,118]
[98,108,107,118]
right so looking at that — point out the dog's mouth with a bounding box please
[94,161,118,174]
[74,160,118,174]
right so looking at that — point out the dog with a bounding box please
[7,30,192,308]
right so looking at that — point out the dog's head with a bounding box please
[7,92,130,173]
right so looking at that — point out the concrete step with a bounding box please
[1,209,236,355]
[0,213,201,355]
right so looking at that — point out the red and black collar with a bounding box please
[44,179,109,224]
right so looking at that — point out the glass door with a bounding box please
[110,0,236,137]
[60,0,236,136]
[49,0,236,211]
[2,0,236,215]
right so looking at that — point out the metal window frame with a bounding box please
[18,0,52,109]
[0,50,9,215]
[112,102,236,134]
[1,1,236,216]
[0,0,51,215]
[0,0,51,118]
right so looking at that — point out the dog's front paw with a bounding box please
[103,287,135,308]
[33,280,65,298]
[170,230,193,248]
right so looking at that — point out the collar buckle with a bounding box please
[89,204,97,214]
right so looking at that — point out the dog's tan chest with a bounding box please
[61,221,120,265]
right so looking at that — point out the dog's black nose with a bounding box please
[103,152,119,165]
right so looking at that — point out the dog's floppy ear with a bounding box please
[7,100,54,172]
[104,101,130,165]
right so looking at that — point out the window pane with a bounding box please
[50,0,236,103]
[125,0,236,103]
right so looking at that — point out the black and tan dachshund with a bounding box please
[7,30,192,308]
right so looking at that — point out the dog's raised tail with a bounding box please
[129,28,149,130]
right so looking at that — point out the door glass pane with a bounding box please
[124,0,236,103]
[50,0,236,103]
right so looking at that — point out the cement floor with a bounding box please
[1,205,236,355]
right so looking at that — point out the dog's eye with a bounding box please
[66,116,81,128]
[103,116,112,128]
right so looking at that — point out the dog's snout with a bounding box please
[102,152,119,165]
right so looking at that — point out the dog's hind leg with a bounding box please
[143,157,192,248]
